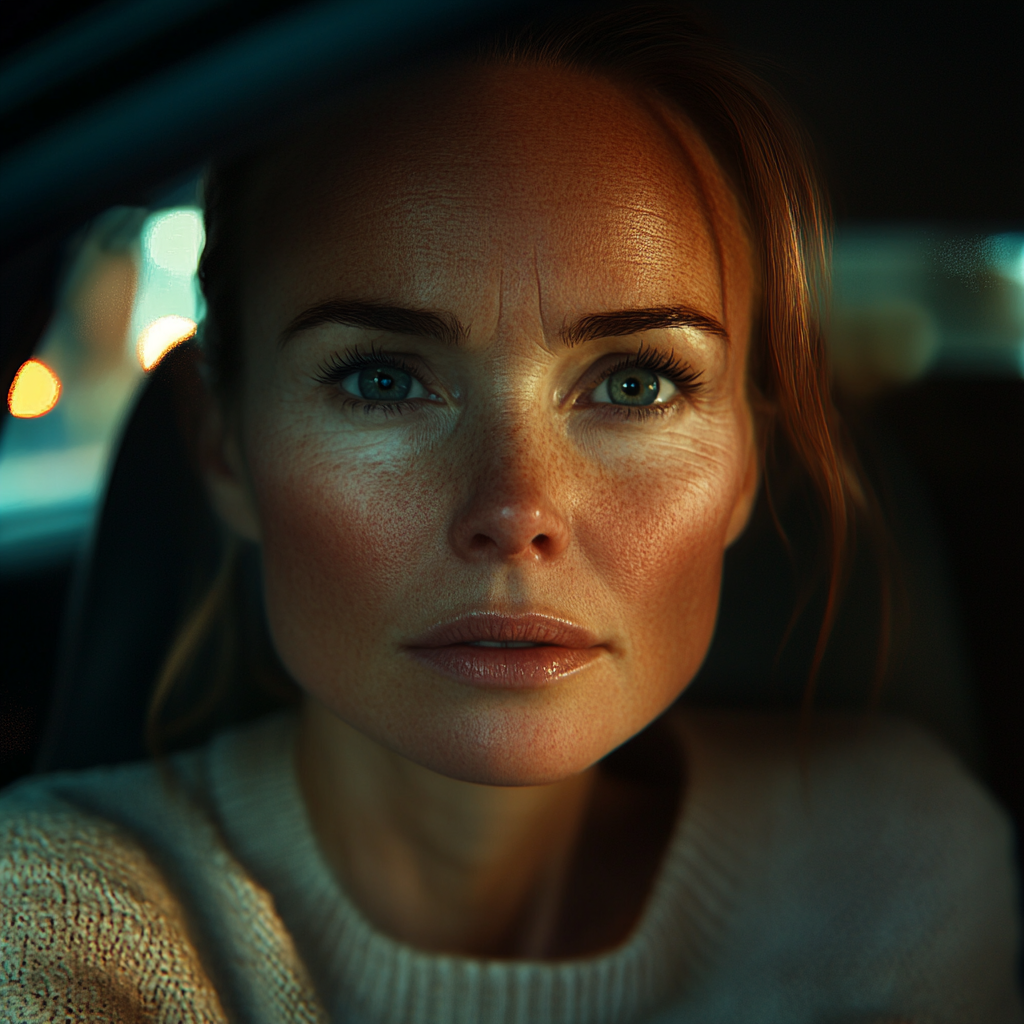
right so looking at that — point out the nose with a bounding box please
[448,457,570,564]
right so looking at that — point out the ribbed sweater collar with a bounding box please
[205,713,739,1024]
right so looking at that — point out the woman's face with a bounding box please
[212,63,758,785]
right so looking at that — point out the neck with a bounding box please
[296,696,598,957]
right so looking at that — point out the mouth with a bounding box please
[404,612,605,689]
[465,640,544,648]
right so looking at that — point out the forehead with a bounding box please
[242,62,750,331]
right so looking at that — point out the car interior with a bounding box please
[2,0,1022,895]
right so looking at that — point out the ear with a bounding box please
[199,393,262,543]
[724,433,760,547]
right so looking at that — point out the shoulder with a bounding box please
[805,718,1023,1019]
[801,715,1016,898]
[674,709,1013,853]
[671,711,1023,1019]
[0,773,228,1021]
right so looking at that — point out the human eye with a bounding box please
[313,346,439,415]
[583,344,704,419]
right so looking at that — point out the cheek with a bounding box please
[575,430,742,674]
[247,434,444,680]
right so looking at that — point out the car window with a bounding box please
[1,198,204,573]
[830,227,1024,394]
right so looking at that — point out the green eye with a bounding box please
[343,365,416,401]
[593,367,677,407]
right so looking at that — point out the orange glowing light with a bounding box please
[7,359,61,418]
[137,315,197,371]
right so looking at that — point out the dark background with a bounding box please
[3,0,1022,223]
[1,1,1022,844]
[710,0,1024,223]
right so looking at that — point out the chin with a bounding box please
[366,687,651,787]
[409,723,614,788]
[283,626,696,788]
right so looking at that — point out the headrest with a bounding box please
[36,344,220,771]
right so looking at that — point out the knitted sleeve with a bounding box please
[0,802,228,1023]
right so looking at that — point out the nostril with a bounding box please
[466,531,553,556]
[451,500,569,562]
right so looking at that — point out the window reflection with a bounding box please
[0,202,205,571]
[830,227,1024,398]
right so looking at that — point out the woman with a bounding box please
[2,5,1020,1021]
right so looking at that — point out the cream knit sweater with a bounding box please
[1,711,1021,1023]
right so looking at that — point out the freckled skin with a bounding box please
[213,63,758,787]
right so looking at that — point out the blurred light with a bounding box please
[986,233,1024,284]
[7,359,61,418]
[137,315,196,371]
[830,299,940,396]
[144,209,204,276]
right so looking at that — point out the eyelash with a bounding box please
[313,345,428,416]
[312,342,704,419]
[585,343,705,421]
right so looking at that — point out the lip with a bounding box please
[407,612,599,649]
[404,612,605,689]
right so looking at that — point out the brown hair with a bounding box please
[151,2,880,751]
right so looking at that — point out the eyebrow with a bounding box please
[280,300,467,347]
[280,299,727,348]
[560,305,729,347]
